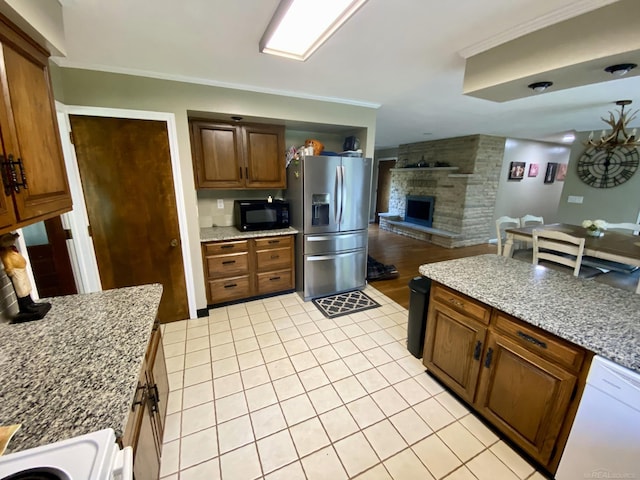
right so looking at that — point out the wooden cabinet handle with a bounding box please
[269,276,281,281]
[220,244,235,249]
[239,166,243,179]
[224,283,237,289]
[222,260,236,265]
[517,331,547,349]
[268,239,280,244]
[270,254,279,259]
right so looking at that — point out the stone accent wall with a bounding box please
[385,134,505,247]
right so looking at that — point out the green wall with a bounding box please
[55,67,378,312]
[556,132,640,225]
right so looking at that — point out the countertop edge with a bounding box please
[200,226,299,242]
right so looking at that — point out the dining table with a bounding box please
[502,223,640,293]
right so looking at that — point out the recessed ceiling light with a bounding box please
[604,63,637,76]
[527,81,553,93]
[259,0,369,61]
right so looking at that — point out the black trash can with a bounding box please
[407,276,431,358]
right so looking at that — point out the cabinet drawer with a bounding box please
[256,246,292,271]
[254,235,292,250]
[203,240,248,255]
[208,275,251,304]
[206,252,249,278]
[493,312,585,372]
[431,283,491,325]
[257,269,293,295]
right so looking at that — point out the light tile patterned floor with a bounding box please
[159,286,548,480]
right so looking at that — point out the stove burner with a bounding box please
[1,467,70,480]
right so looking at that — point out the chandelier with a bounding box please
[586,100,639,149]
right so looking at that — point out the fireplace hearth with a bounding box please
[405,195,435,228]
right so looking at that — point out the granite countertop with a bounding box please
[0,284,163,453]
[200,226,299,242]
[419,254,640,373]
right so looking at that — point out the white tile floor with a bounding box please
[159,286,548,480]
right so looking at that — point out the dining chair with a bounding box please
[532,229,585,277]
[605,222,640,235]
[520,214,544,227]
[496,216,521,256]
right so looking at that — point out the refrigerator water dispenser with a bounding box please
[311,194,330,226]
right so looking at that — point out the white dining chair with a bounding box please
[605,222,640,235]
[496,216,521,256]
[533,229,585,277]
[520,214,544,227]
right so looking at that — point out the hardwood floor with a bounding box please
[367,224,496,308]
[367,224,639,308]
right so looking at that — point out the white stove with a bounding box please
[0,429,132,480]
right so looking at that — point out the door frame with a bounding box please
[54,102,197,319]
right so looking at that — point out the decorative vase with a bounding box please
[586,229,602,237]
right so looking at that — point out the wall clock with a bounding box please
[576,146,639,188]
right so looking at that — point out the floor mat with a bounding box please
[367,255,398,281]
[312,290,381,319]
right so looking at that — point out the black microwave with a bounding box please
[234,199,290,231]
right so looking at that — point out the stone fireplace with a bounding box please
[379,134,505,248]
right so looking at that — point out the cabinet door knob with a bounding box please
[170,238,178,247]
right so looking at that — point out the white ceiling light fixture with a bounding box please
[259,0,369,61]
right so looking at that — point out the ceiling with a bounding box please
[54,0,640,149]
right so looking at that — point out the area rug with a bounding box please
[313,290,381,319]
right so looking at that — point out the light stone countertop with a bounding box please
[0,284,163,453]
[200,226,299,242]
[419,254,639,373]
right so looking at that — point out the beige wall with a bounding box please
[55,67,378,312]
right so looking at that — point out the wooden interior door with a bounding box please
[375,160,394,222]
[69,115,188,323]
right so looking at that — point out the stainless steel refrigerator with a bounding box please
[286,155,373,300]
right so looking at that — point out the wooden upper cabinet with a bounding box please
[190,119,285,189]
[0,15,71,232]
[190,121,243,188]
[243,124,285,188]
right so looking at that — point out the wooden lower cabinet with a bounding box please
[422,299,486,404]
[475,331,576,464]
[120,327,169,480]
[422,283,589,474]
[203,234,295,305]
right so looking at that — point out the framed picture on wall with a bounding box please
[556,163,568,181]
[509,161,526,180]
[528,163,539,177]
[544,162,558,184]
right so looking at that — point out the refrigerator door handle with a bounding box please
[340,165,346,225]
[307,233,363,241]
[334,165,341,223]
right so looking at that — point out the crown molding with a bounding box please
[51,58,381,109]
[458,0,619,59]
